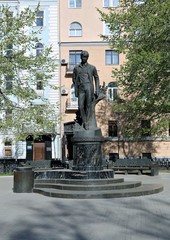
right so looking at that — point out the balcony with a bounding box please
[66,98,78,111]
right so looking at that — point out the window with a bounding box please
[6,76,13,90]
[4,141,12,157]
[104,0,119,7]
[36,11,44,26]
[142,153,151,159]
[35,43,43,56]
[104,23,112,36]
[141,120,151,137]
[71,84,76,99]
[107,82,118,102]
[108,120,118,137]
[69,0,82,8]
[104,22,120,36]
[71,84,78,107]
[106,50,119,65]
[69,22,82,36]
[36,74,43,90]
[69,50,81,70]
[109,153,119,161]
[6,44,13,56]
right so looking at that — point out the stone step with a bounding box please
[33,184,163,199]
[34,178,124,185]
[34,181,142,191]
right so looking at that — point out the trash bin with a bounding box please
[13,167,34,193]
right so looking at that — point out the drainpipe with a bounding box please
[58,0,62,161]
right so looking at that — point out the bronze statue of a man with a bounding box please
[72,51,100,130]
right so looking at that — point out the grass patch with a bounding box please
[0,173,13,176]
[159,169,170,173]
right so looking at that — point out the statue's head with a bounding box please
[81,51,89,63]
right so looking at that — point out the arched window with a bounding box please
[69,22,82,36]
[107,82,118,102]
[35,43,43,56]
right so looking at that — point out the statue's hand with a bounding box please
[95,91,99,98]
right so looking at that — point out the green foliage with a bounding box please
[0,5,59,141]
[98,0,170,136]
[0,173,13,176]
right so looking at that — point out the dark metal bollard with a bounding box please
[13,167,34,193]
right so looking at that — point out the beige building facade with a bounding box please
[58,0,170,161]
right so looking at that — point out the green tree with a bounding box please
[0,5,59,142]
[98,0,170,136]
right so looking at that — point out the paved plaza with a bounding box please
[0,173,170,240]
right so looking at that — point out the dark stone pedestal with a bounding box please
[34,169,114,180]
[65,169,114,179]
[72,128,104,171]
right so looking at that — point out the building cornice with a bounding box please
[60,41,110,47]
[104,137,170,142]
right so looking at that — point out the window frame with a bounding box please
[6,44,13,56]
[104,22,112,36]
[108,120,118,137]
[5,76,13,90]
[142,153,152,159]
[35,42,44,56]
[4,140,12,157]
[105,50,119,65]
[69,0,82,8]
[70,83,78,107]
[69,50,82,71]
[69,22,82,37]
[35,10,44,27]
[109,153,119,161]
[103,0,119,7]
[107,82,118,102]
[36,74,44,90]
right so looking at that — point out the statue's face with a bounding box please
[81,54,88,64]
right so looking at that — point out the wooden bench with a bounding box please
[109,158,159,176]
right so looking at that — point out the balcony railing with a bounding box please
[66,98,78,110]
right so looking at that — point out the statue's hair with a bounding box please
[81,51,89,58]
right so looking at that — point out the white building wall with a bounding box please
[48,5,59,105]
[0,1,60,160]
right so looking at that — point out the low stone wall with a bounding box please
[0,159,19,173]
[0,159,65,173]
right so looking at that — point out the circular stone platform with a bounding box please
[33,170,163,199]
